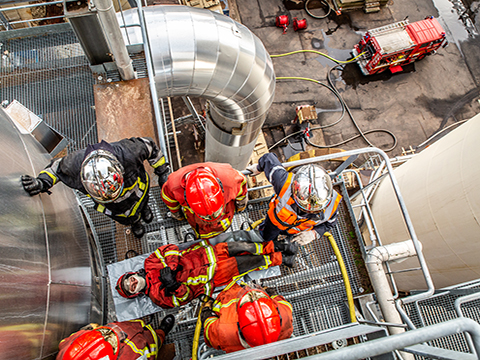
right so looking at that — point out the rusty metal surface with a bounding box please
[93,77,159,187]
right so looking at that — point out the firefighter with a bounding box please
[56,315,175,360]
[246,153,342,245]
[201,282,293,353]
[161,163,248,240]
[115,232,298,308]
[21,137,170,239]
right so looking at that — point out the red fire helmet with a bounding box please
[59,328,118,360]
[237,289,281,347]
[185,168,224,222]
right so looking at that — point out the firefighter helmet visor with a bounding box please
[81,150,124,204]
[291,164,333,213]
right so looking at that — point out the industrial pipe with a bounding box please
[117,5,275,169]
[365,240,418,336]
[300,318,480,360]
[93,0,135,80]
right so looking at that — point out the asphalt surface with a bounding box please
[231,0,480,162]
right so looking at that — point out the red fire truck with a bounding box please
[353,17,448,75]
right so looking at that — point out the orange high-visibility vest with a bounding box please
[267,173,342,234]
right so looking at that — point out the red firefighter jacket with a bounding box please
[161,162,247,239]
[144,241,282,308]
[203,283,293,353]
[57,319,162,360]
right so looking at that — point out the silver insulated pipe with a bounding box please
[117,5,276,169]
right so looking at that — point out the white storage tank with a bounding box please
[367,113,480,291]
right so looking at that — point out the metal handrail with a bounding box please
[0,1,63,13]
[300,318,480,360]
[244,147,435,330]
[455,291,480,355]
[0,0,78,30]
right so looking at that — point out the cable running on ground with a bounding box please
[270,51,397,152]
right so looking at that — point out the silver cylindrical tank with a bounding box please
[367,113,480,290]
[117,5,275,169]
[0,108,100,359]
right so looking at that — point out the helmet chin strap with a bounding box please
[237,323,251,349]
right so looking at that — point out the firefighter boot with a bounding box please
[282,254,297,268]
[131,221,145,239]
[159,314,175,336]
[274,240,299,256]
[227,241,258,256]
[142,205,154,224]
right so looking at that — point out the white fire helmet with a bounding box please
[81,149,124,203]
[291,164,333,213]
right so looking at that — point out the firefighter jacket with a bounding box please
[203,283,293,353]
[144,240,283,308]
[57,319,163,360]
[259,153,342,236]
[161,162,248,239]
[37,137,165,224]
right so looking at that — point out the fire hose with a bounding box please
[324,231,356,323]
[191,294,213,360]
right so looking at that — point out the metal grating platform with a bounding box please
[78,186,364,360]
[0,24,98,153]
[2,23,367,359]
[403,280,480,359]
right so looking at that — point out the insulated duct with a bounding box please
[117,5,276,169]
[368,113,480,290]
[0,107,102,359]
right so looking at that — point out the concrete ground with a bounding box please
[227,0,480,163]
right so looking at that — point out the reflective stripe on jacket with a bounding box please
[96,173,149,218]
[267,173,342,234]
[145,241,217,308]
[161,162,248,239]
[57,319,160,360]
[37,137,164,219]
[203,283,293,353]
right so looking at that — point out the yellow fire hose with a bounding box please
[324,231,357,323]
[247,221,355,321]
[191,305,204,360]
[192,295,212,360]
[191,229,356,359]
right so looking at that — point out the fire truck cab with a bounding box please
[353,17,448,75]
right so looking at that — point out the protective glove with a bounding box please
[21,175,45,196]
[154,164,170,188]
[80,323,100,331]
[235,195,248,212]
[246,164,261,176]
[170,210,184,221]
[263,287,277,297]
[159,267,181,293]
[291,231,317,246]
[200,303,217,324]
